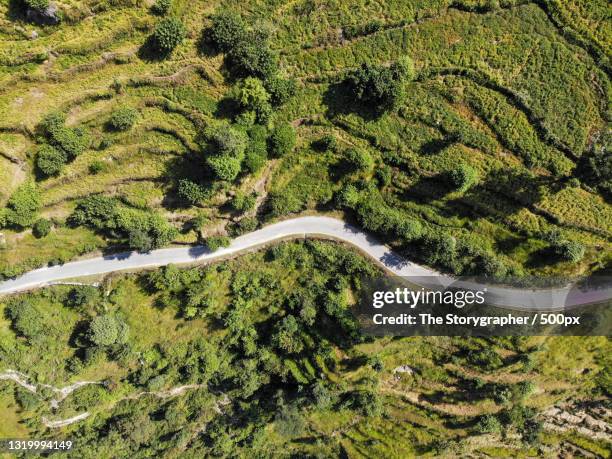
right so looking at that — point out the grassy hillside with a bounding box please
[0,0,609,282]
[0,241,610,457]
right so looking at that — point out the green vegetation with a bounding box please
[151,0,171,16]
[0,242,609,457]
[151,18,186,55]
[108,106,139,132]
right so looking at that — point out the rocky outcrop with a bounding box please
[26,4,60,26]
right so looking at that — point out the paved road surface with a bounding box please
[0,216,610,310]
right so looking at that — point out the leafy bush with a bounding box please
[70,195,119,230]
[108,106,138,131]
[87,314,129,347]
[475,414,501,433]
[208,11,247,52]
[265,77,296,106]
[230,192,256,213]
[269,123,296,157]
[178,179,209,205]
[233,77,272,123]
[343,147,373,172]
[343,58,413,113]
[151,0,171,15]
[449,164,478,192]
[25,0,49,11]
[152,18,186,54]
[36,144,67,177]
[88,160,107,175]
[205,235,231,251]
[49,126,89,159]
[5,300,45,340]
[553,240,585,262]
[205,124,248,181]
[207,155,243,181]
[226,31,278,80]
[3,182,42,228]
[32,218,51,238]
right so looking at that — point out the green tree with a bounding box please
[230,191,256,213]
[151,0,171,15]
[269,123,296,157]
[70,195,119,230]
[4,182,42,228]
[25,0,49,10]
[227,30,278,80]
[178,179,209,205]
[449,164,478,192]
[208,11,247,52]
[205,235,231,251]
[32,218,51,238]
[108,106,138,131]
[36,144,67,177]
[152,18,186,54]
[554,240,585,262]
[475,414,501,433]
[207,155,243,181]
[88,315,129,347]
[265,77,296,106]
[343,147,373,172]
[233,77,272,123]
[272,315,303,354]
[343,59,412,112]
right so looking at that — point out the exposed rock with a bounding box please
[30,30,39,39]
[393,365,414,376]
[26,4,60,26]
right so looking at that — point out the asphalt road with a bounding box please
[0,216,610,310]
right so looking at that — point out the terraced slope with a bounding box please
[0,0,610,280]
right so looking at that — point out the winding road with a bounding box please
[0,216,610,310]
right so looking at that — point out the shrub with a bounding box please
[351,390,383,417]
[226,30,278,80]
[48,126,89,159]
[88,315,129,347]
[32,218,51,238]
[4,182,41,228]
[89,160,107,175]
[244,150,266,173]
[70,195,119,230]
[343,147,373,172]
[554,240,585,262]
[178,179,209,205]
[230,192,256,213]
[208,11,247,52]
[36,144,67,177]
[229,217,258,236]
[205,235,231,251]
[25,0,49,11]
[151,0,171,15]
[269,123,296,157]
[108,106,138,131]
[207,124,248,157]
[475,414,501,433]
[128,229,154,252]
[207,155,243,181]
[314,134,337,152]
[233,77,272,123]
[38,112,65,137]
[343,58,412,113]
[449,164,478,192]
[66,286,99,308]
[152,18,186,54]
[265,77,296,106]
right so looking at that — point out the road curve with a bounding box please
[0,216,610,310]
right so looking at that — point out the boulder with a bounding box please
[26,4,60,25]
